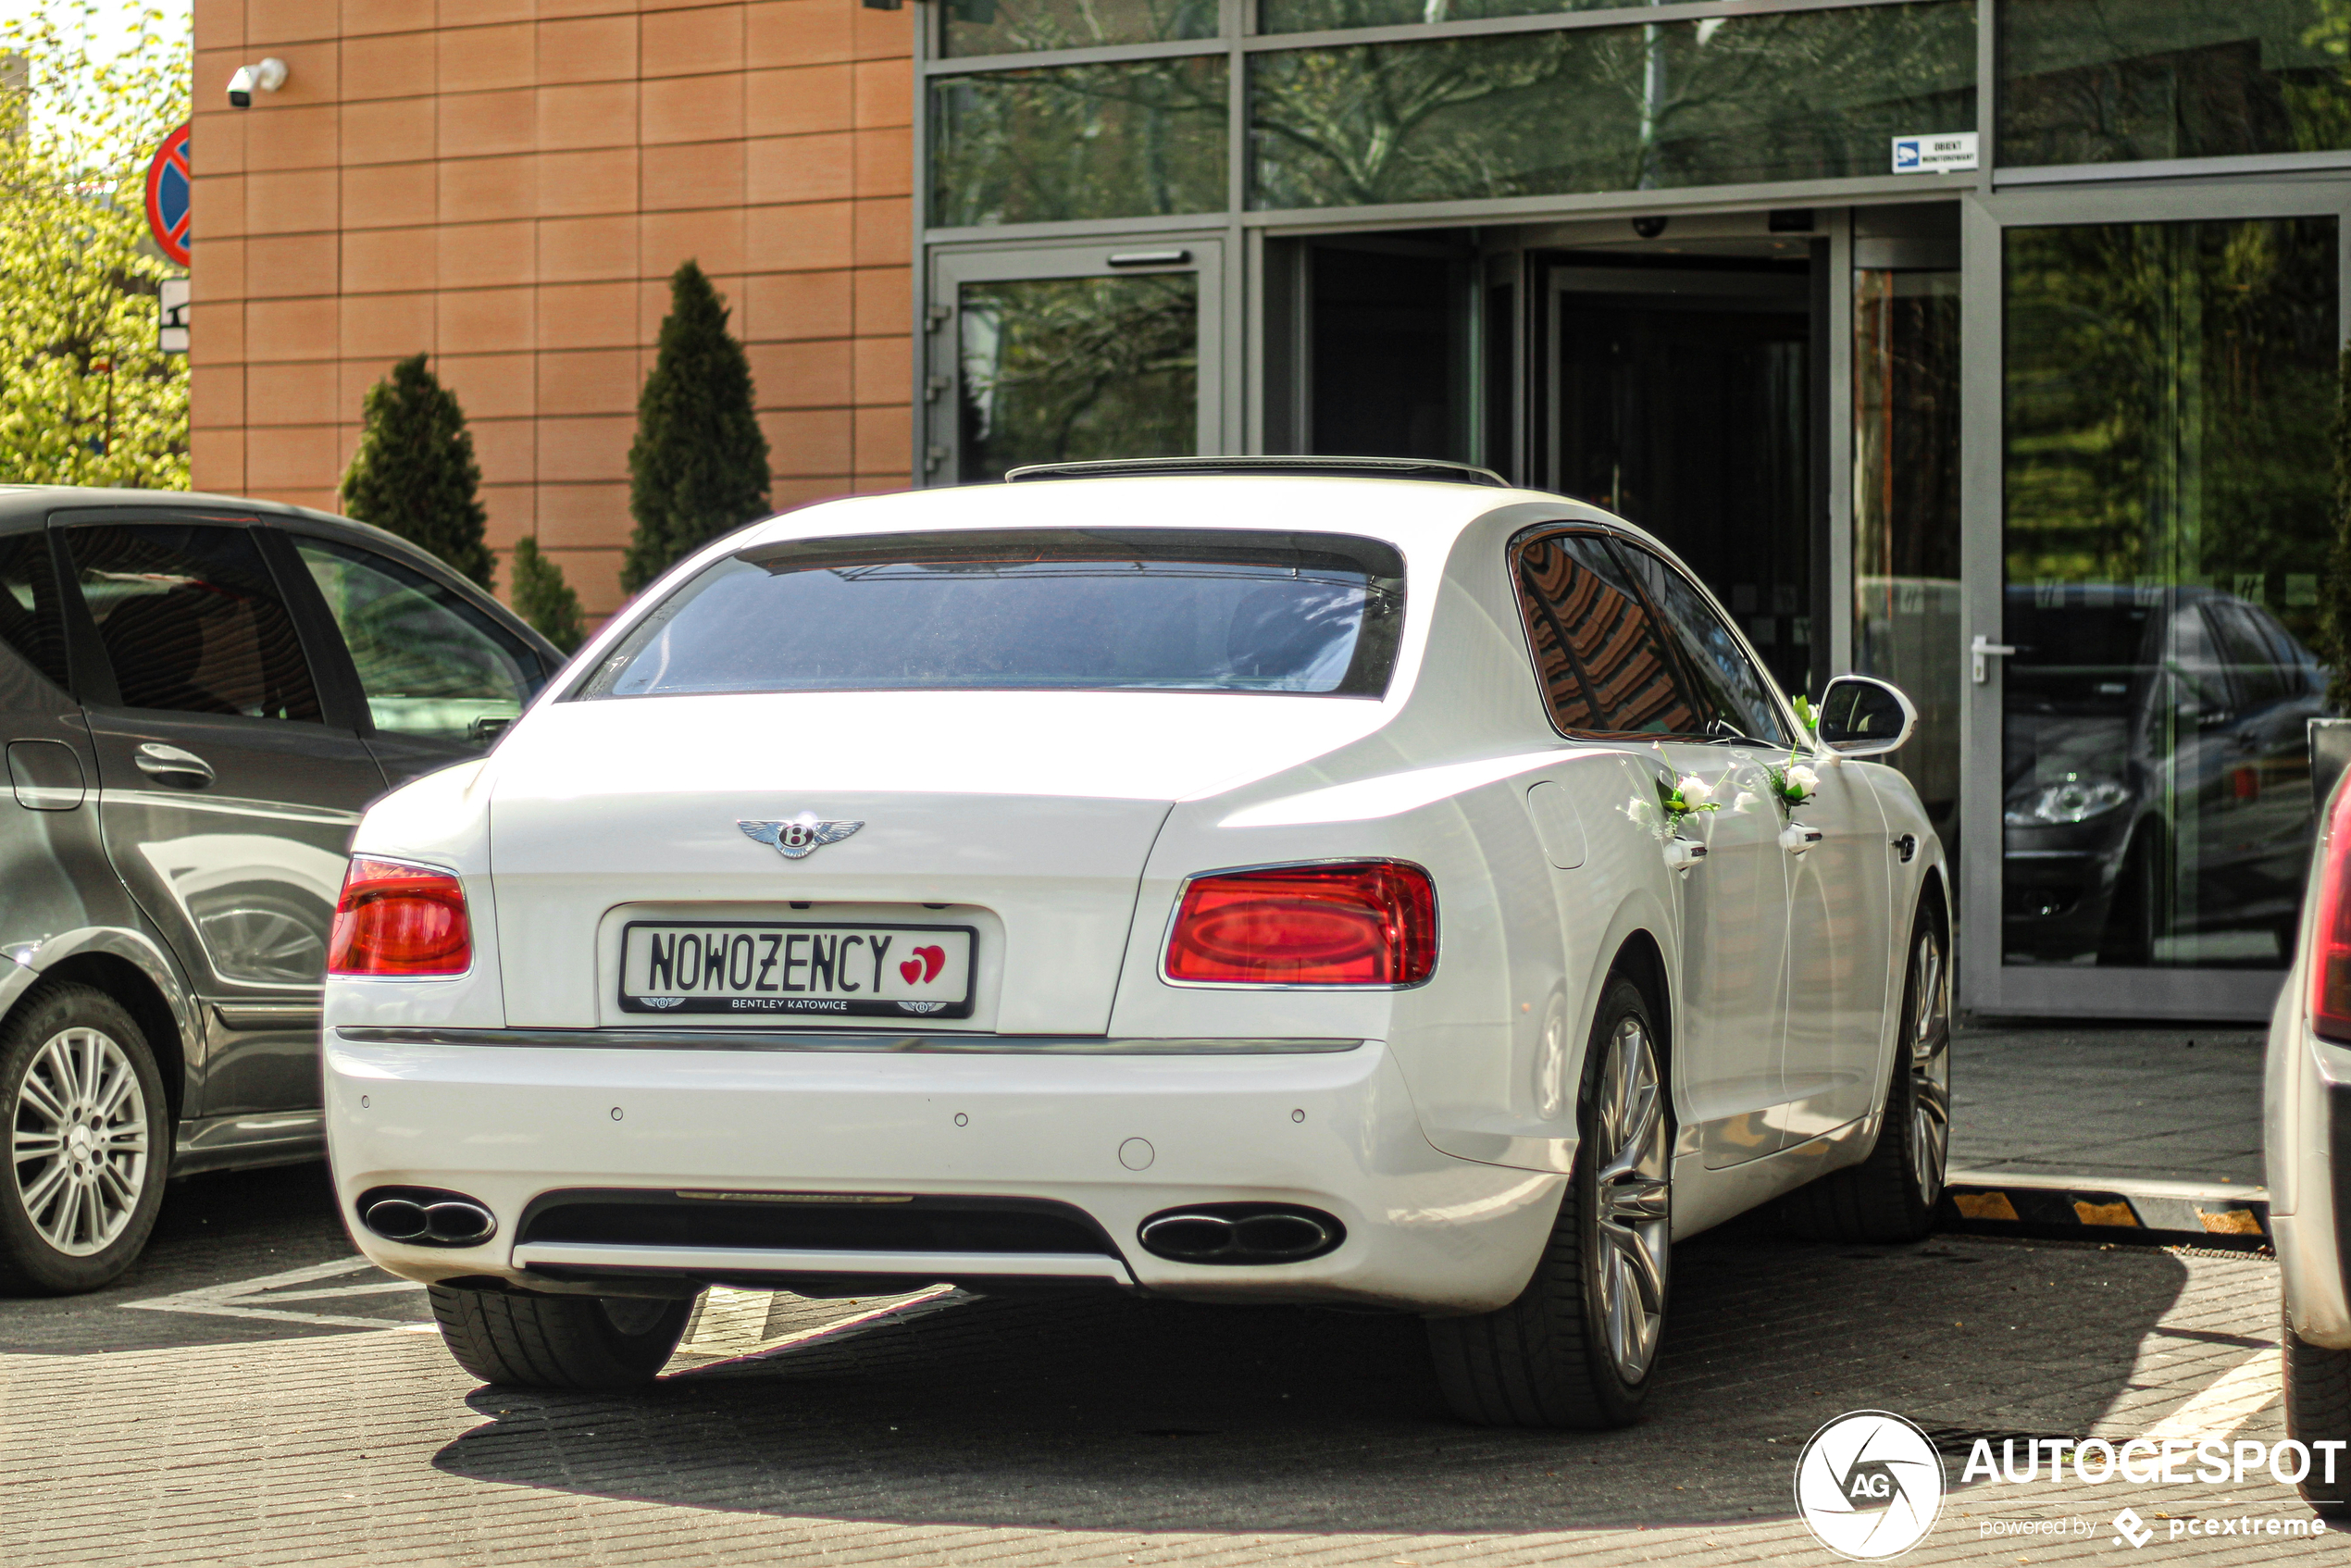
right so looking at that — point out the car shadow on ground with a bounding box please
[0,1162,365,1354]
[430,1225,2188,1533]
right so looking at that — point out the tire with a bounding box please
[0,982,171,1295]
[429,1284,695,1388]
[2286,1325,2351,1519]
[1426,975,1671,1429]
[1780,899,1951,1244]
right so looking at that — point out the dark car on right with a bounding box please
[2003,583,2328,967]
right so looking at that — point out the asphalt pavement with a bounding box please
[0,1158,2322,1566]
[1950,1025,2266,1187]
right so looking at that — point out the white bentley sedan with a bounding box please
[324,456,1949,1428]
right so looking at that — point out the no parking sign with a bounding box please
[144,123,191,267]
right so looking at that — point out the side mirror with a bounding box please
[1815,674,1917,757]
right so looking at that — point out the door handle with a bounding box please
[1971,633,2017,684]
[1663,839,1708,875]
[134,741,215,789]
[1780,823,1824,855]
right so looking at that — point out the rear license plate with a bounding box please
[618,922,976,1019]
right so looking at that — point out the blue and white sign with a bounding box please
[1892,132,1979,173]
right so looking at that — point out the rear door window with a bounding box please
[576,529,1405,700]
[1611,542,1790,747]
[1511,530,1699,737]
[62,523,321,722]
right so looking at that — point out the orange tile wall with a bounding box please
[189,0,914,622]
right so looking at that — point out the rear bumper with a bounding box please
[323,1029,1566,1315]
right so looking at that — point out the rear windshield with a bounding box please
[575,529,1406,701]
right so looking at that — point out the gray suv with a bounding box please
[0,490,563,1293]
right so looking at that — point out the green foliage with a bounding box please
[2326,343,2351,713]
[621,260,771,594]
[341,354,495,591]
[0,5,190,488]
[508,535,585,654]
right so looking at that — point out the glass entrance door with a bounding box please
[1960,190,2347,1020]
[927,242,1225,485]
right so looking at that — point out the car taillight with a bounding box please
[2313,784,2351,1041]
[1164,861,1436,987]
[328,857,471,977]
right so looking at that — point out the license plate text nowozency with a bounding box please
[619,922,976,1019]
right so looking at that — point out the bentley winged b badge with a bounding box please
[738,813,865,861]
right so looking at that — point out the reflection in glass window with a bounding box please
[2002,218,2338,971]
[66,524,321,722]
[576,531,1405,700]
[941,0,1216,57]
[1613,544,1790,748]
[1263,0,1626,30]
[296,539,541,747]
[1250,3,1975,209]
[2001,0,2351,167]
[1511,533,1698,738]
[1854,268,1961,846]
[959,275,1197,482]
[930,59,1226,227]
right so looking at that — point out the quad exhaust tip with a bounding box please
[360,1190,497,1248]
[1138,1202,1345,1265]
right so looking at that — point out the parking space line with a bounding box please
[2142,1347,2282,1440]
[681,1284,961,1365]
[119,1256,431,1332]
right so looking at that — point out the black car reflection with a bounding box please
[2003,584,2329,967]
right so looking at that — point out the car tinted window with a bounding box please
[0,531,69,691]
[63,523,321,722]
[576,529,1405,700]
[296,538,541,745]
[1611,541,1790,746]
[1511,531,1699,736]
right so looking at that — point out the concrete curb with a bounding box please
[1939,1169,2271,1251]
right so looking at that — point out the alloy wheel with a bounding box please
[11,1027,151,1256]
[1592,1013,1671,1384]
[1906,923,1952,1206]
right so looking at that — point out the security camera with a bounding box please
[226,57,286,109]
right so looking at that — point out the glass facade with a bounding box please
[941,0,1217,56]
[1263,0,1636,30]
[916,0,2351,1014]
[929,59,1226,226]
[2001,218,2337,968]
[957,274,1200,481]
[2001,0,2351,167]
[1854,268,1961,851]
[1251,4,1975,209]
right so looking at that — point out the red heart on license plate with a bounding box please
[899,958,923,985]
[913,944,946,983]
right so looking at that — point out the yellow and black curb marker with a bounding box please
[1938,1171,2270,1251]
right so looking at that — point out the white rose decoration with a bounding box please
[1675,773,1714,806]
[1785,764,1819,796]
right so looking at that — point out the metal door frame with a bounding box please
[1956,174,2351,1021]
[923,238,1229,487]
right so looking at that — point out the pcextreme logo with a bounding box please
[1793,1411,1947,1560]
